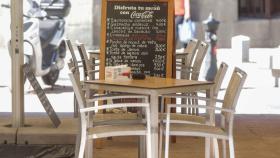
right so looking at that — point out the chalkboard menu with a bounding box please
[23,64,61,128]
[100,0,174,79]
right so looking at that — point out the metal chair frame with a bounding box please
[69,72,152,158]
[162,67,247,158]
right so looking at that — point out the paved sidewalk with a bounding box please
[0,47,280,114]
[214,48,280,114]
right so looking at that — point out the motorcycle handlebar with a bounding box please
[1,0,57,9]
[1,1,62,19]
[1,4,30,18]
[49,0,59,6]
[1,4,10,8]
[1,3,45,19]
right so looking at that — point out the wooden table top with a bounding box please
[85,77,213,89]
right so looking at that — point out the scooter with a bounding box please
[2,0,71,86]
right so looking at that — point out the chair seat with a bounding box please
[159,113,206,124]
[88,124,147,139]
[92,113,143,126]
[94,113,138,122]
[166,123,227,139]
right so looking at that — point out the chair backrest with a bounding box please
[65,39,79,71]
[222,67,247,125]
[76,41,91,80]
[190,41,209,80]
[67,59,74,71]
[70,72,151,158]
[177,39,200,79]
[184,39,200,68]
[213,62,228,98]
[68,59,81,87]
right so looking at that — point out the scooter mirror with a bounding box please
[49,0,59,6]
[1,4,10,8]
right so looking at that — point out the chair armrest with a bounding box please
[162,94,224,103]
[181,68,199,75]
[175,53,189,59]
[167,104,235,114]
[69,66,76,73]
[80,103,149,113]
[87,70,99,74]
[86,94,149,103]
[176,64,183,67]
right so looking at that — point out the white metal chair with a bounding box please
[159,62,228,123]
[179,41,209,115]
[65,39,99,81]
[65,39,82,117]
[66,39,101,116]
[176,39,200,79]
[162,67,247,158]
[65,39,81,73]
[159,62,228,158]
[69,73,152,158]
[176,41,209,81]
[187,41,209,80]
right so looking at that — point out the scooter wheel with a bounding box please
[41,69,60,86]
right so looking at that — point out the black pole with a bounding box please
[203,13,220,81]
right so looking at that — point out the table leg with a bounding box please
[150,92,159,158]
[139,136,146,158]
[206,87,216,158]
[85,139,93,158]
[170,98,177,143]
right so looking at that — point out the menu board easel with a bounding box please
[100,0,174,79]
[23,64,61,128]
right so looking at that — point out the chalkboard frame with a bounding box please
[100,0,174,79]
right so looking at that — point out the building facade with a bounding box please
[0,0,279,48]
[86,0,280,48]
[192,0,280,48]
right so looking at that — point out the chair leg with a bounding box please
[85,139,93,158]
[77,132,87,158]
[139,136,146,158]
[181,93,187,114]
[229,137,235,158]
[159,124,163,158]
[205,137,210,158]
[73,95,79,118]
[164,134,170,158]
[146,133,152,158]
[193,92,199,115]
[74,130,81,158]
[214,138,220,158]
[222,139,227,158]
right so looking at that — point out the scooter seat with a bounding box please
[39,19,60,48]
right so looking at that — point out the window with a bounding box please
[239,0,280,18]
